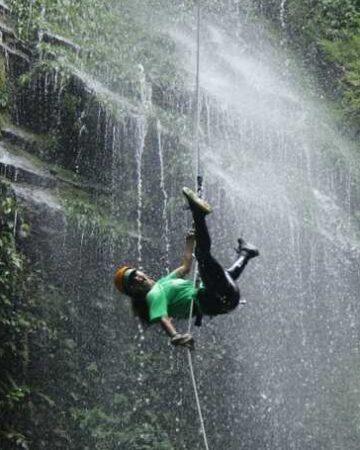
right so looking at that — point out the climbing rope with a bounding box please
[194,0,201,191]
[187,0,202,331]
[186,3,210,450]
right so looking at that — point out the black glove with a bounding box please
[170,333,194,349]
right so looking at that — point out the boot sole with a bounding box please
[182,187,212,215]
[237,238,259,257]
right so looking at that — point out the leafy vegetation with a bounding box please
[7,0,188,96]
[0,181,176,449]
[62,190,129,237]
[0,56,9,109]
[0,182,32,450]
[2,1,359,449]
[8,0,359,138]
[254,0,360,136]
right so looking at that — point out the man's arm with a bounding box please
[160,316,194,349]
[172,229,195,278]
[160,316,178,337]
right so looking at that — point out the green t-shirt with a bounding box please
[146,271,199,322]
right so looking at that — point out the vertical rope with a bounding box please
[186,3,210,450]
[188,0,201,330]
[188,0,202,333]
[187,0,202,334]
[188,260,199,333]
[187,349,210,450]
[194,1,201,188]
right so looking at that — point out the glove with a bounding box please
[170,333,194,349]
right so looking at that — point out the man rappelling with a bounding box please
[114,187,259,348]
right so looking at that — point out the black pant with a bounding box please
[192,212,249,316]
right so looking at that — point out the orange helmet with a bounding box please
[113,265,136,293]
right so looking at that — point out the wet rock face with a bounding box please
[0,7,195,450]
[0,2,10,17]
[0,142,56,187]
[0,14,30,78]
[0,40,30,76]
[2,4,359,449]
[1,126,43,155]
[40,31,82,56]
[1,177,66,301]
[13,64,121,186]
[0,127,66,285]
[0,10,165,287]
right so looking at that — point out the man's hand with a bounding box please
[185,228,195,243]
[170,333,194,349]
[172,229,195,278]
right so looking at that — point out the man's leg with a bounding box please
[194,226,240,315]
[227,238,259,281]
[193,212,229,291]
[182,187,233,294]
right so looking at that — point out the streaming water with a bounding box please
[12,168,18,236]
[4,45,9,69]
[4,2,359,449]
[78,227,85,273]
[280,0,287,29]
[161,10,360,449]
[135,116,146,268]
[156,119,170,272]
[134,66,152,268]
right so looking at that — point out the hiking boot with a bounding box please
[182,187,212,215]
[236,238,259,258]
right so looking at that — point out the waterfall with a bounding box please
[166,14,360,449]
[134,65,151,268]
[135,116,147,268]
[156,119,170,272]
[109,123,118,276]
[12,168,18,236]
[280,0,287,29]
[5,2,359,449]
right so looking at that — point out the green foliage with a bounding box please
[1,3,233,450]
[0,190,24,299]
[70,406,174,450]
[0,431,29,450]
[8,0,187,97]
[320,31,360,127]
[0,183,31,449]
[0,56,9,108]
[5,385,30,408]
[62,193,129,237]
[284,0,360,134]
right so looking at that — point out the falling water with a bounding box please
[74,110,87,173]
[4,46,9,69]
[12,168,18,236]
[156,119,170,272]
[280,0,287,29]
[96,105,102,144]
[135,116,147,268]
[134,114,146,384]
[109,122,118,266]
[56,71,65,128]
[76,226,85,304]
[135,65,151,267]
[37,4,46,46]
[134,98,146,389]
[4,2,358,449]
[11,209,18,237]
[137,63,152,108]
[163,10,360,449]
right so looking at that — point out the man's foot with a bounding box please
[236,238,259,258]
[182,187,212,215]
